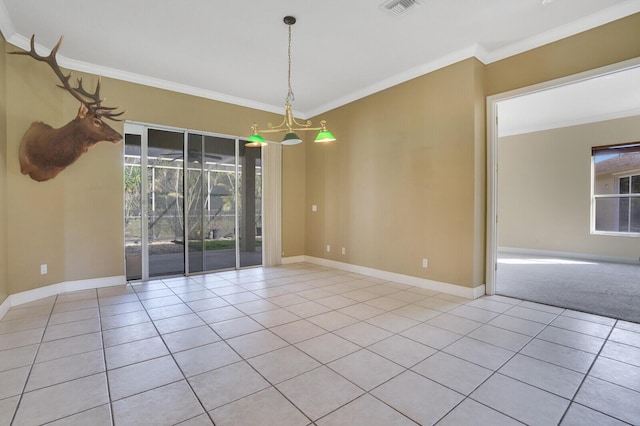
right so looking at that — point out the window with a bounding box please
[592,143,640,235]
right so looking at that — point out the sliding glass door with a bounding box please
[147,129,186,278]
[124,124,262,281]
[186,134,236,272]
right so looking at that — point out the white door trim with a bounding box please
[485,56,640,295]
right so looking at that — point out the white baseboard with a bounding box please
[0,275,126,320]
[289,256,484,300]
[499,247,639,265]
[63,276,127,293]
[281,255,306,265]
[9,283,62,307]
[0,296,10,320]
[0,258,489,321]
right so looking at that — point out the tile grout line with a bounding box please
[288,294,513,424]
[192,271,410,423]
[222,274,351,422]
[204,272,369,424]
[192,275,340,425]
[183,275,293,425]
[139,273,337,423]
[308,295,530,425]
[97,288,117,426]
[8,295,57,426]
[33,290,110,425]
[220,281,523,426]
[131,277,221,426]
[432,303,567,425]
[556,318,632,425]
[265,279,418,424]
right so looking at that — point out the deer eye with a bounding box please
[93,118,103,127]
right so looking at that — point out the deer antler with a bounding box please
[74,77,125,120]
[11,35,125,121]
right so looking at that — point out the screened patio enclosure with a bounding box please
[124,124,262,280]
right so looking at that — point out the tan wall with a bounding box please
[6,46,66,294]
[0,35,8,303]
[306,58,486,288]
[498,116,640,259]
[4,40,282,294]
[472,59,487,285]
[282,142,306,257]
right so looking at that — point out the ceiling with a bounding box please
[498,64,640,137]
[1,0,640,121]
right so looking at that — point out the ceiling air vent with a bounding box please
[380,0,420,16]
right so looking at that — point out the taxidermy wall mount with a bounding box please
[11,35,125,182]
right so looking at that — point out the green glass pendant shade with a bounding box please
[314,130,336,143]
[246,133,266,147]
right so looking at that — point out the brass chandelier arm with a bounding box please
[255,117,330,134]
[263,101,312,131]
[289,117,313,128]
[258,126,322,134]
[266,120,314,130]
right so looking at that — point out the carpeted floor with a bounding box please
[496,252,640,323]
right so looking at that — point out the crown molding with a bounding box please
[305,44,481,118]
[1,29,285,116]
[484,1,640,64]
[0,0,14,38]
[60,56,285,115]
[307,3,640,117]
[2,0,640,119]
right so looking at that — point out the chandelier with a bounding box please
[247,16,336,146]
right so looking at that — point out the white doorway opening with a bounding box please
[486,57,640,305]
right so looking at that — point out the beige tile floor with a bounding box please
[1,263,639,425]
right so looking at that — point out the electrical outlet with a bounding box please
[342,247,346,255]
[326,245,331,253]
[312,205,318,212]
[422,258,428,268]
[40,264,47,275]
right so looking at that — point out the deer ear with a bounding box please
[78,103,89,118]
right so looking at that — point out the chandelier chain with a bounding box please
[286,23,295,103]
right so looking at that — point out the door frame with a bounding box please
[485,56,640,295]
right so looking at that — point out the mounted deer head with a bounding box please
[11,35,125,182]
